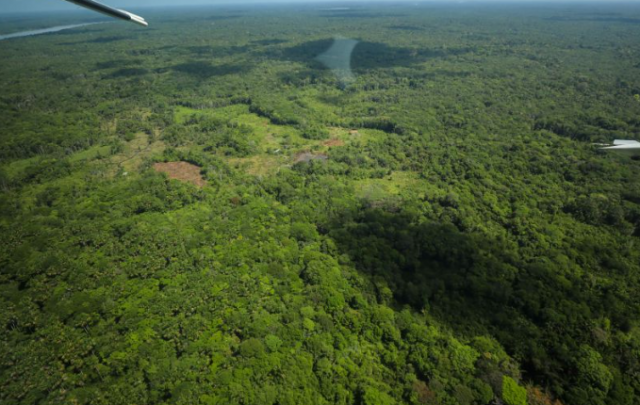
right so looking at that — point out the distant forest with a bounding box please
[1,3,640,405]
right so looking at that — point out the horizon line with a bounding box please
[1,0,640,16]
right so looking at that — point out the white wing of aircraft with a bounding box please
[64,0,148,26]
[600,140,640,158]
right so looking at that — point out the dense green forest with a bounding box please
[1,2,640,405]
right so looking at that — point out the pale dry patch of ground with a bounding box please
[328,126,350,137]
[153,161,206,187]
[323,139,345,147]
[294,152,328,164]
[230,155,285,176]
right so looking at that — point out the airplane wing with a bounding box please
[613,140,640,146]
[601,140,640,157]
[63,0,148,27]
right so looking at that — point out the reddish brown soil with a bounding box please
[323,139,345,147]
[153,161,206,187]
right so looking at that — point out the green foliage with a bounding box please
[1,4,640,405]
[239,338,265,358]
[361,387,396,405]
[503,376,528,405]
[300,125,330,140]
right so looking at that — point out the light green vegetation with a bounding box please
[1,3,640,405]
[503,376,528,405]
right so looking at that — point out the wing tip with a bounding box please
[119,10,149,27]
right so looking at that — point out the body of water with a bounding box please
[0,23,100,41]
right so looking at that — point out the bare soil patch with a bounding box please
[323,139,345,147]
[153,161,206,187]
[294,152,328,164]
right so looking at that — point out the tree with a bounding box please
[503,376,528,405]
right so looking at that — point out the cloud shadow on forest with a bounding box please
[104,68,149,79]
[544,16,640,24]
[324,199,635,395]
[171,61,251,79]
[95,59,139,70]
[387,25,426,31]
[278,38,471,74]
[251,38,289,46]
[89,36,134,43]
[158,14,242,23]
[324,205,541,382]
[186,45,251,57]
[60,35,133,45]
[326,207,517,332]
[317,9,407,19]
[324,205,546,350]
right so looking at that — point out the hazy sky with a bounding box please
[3,0,366,14]
[0,0,634,14]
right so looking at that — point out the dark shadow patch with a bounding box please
[88,36,133,43]
[387,25,426,31]
[545,16,640,24]
[60,35,132,46]
[320,12,375,19]
[127,48,157,56]
[280,38,471,73]
[352,41,453,71]
[186,45,250,57]
[252,38,288,46]
[326,205,629,403]
[279,38,334,64]
[172,61,250,79]
[589,16,640,24]
[328,208,501,325]
[318,9,406,19]
[430,70,473,79]
[160,13,243,23]
[95,59,139,70]
[105,68,149,79]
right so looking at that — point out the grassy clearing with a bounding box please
[4,156,40,180]
[228,155,288,176]
[172,104,386,178]
[113,133,166,172]
[68,145,112,163]
[174,106,200,124]
[355,171,426,201]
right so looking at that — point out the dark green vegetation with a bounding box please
[2,2,640,404]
